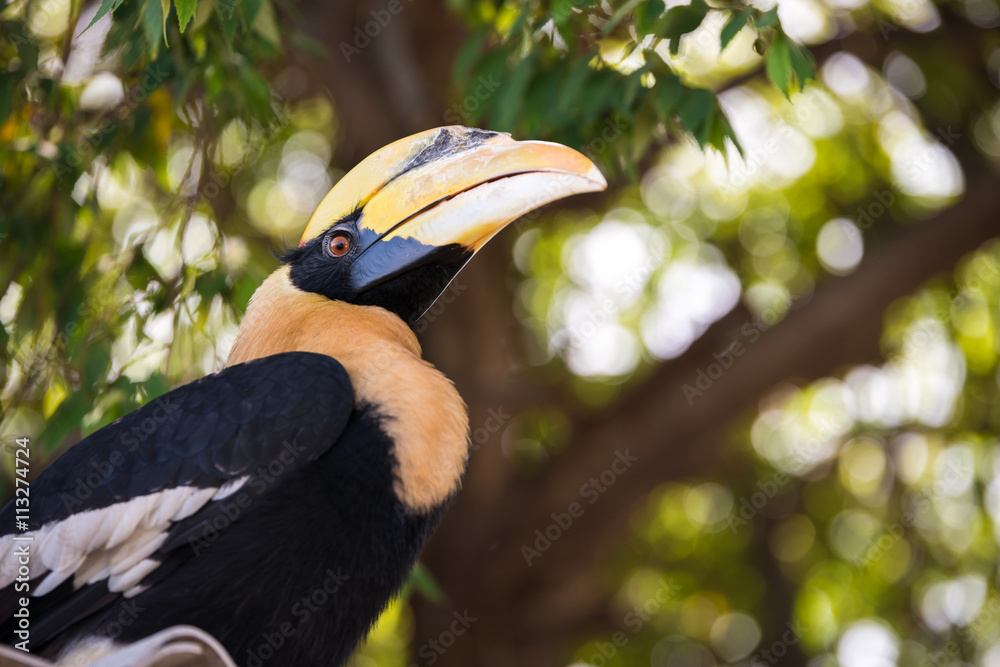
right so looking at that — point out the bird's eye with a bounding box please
[328,234,352,258]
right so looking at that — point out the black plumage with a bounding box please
[7,353,350,526]
[283,221,473,326]
[0,353,445,665]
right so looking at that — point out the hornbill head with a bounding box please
[279,126,606,324]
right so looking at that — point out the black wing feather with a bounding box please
[0,351,353,535]
[0,352,354,651]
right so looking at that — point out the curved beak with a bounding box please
[301,126,607,293]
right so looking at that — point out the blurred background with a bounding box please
[1,0,1000,665]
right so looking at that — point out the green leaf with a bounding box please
[720,7,752,50]
[715,105,743,155]
[215,1,240,46]
[552,0,575,25]
[676,87,712,135]
[630,97,659,160]
[755,5,779,28]
[452,25,489,84]
[290,31,326,57]
[765,32,791,97]
[578,68,618,122]
[613,84,638,117]
[238,67,271,113]
[0,74,13,126]
[140,373,171,402]
[240,0,264,26]
[766,32,814,97]
[653,73,683,114]
[463,49,507,123]
[603,0,645,35]
[788,39,817,89]
[557,56,594,114]
[161,0,171,40]
[83,341,111,387]
[656,0,710,56]
[554,17,578,47]
[250,0,280,46]
[505,4,533,42]
[493,53,537,130]
[409,563,447,605]
[141,0,167,57]
[39,392,93,456]
[695,106,715,148]
[635,0,666,35]
[7,21,39,75]
[80,0,124,35]
[175,0,196,32]
[526,68,562,132]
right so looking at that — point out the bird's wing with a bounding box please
[0,625,237,666]
[0,352,352,645]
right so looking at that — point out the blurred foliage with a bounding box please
[446,0,817,176]
[0,0,299,461]
[565,239,1000,667]
[1,0,1000,665]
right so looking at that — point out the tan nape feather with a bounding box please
[227,266,469,513]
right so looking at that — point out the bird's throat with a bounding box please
[227,267,469,512]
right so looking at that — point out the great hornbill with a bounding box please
[0,127,605,666]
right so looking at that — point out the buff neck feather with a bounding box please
[227,266,469,512]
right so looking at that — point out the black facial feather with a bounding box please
[281,221,473,328]
[280,234,358,304]
[352,246,472,327]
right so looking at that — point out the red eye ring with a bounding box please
[328,234,351,257]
